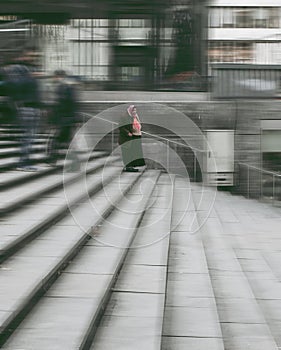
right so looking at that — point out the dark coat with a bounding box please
[118,113,134,145]
[52,81,77,126]
[2,63,40,108]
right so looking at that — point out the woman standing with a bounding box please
[118,105,146,172]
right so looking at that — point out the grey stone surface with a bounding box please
[35,226,85,242]
[221,323,279,350]
[162,336,224,350]
[3,165,281,349]
[211,273,256,299]
[91,316,162,350]
[0,165,123,255]
[168,243,208,274]
[89,175,172,349]
[46,273,112,298]
[104,292,165,318]
[166,273,214,300]
[114,264,166,294]
[65,246,123,274]
[217,298,266,324]
[163,306,222,338]
[125,238,169,266]
[1,170,161,349]
[2,297,99,350]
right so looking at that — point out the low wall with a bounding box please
[77,98,281,196]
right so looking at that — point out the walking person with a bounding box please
[3,47,41,171]
[118,105,146,172]
[47,70,78,166]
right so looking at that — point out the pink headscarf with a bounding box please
[127,105,141,133]
[127,105,137,117]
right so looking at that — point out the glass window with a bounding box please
[222,8,234,28]
[120,66,142,81]
[118,19,148,28]
[254,8,267,28]
[268,8,279,28]
[209,7,281,29]
[208,41,253,63]
[235,9,253,28]
[209,8,221,28]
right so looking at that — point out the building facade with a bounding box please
[208,0,281,70]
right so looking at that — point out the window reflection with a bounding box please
[209,7,280,29]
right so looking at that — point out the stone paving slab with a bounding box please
[104,292,165,318]
[0,151,108,190]
[92,175,172,350]
[193,186,280,350]
[216,190,281,349]
[0,165,57,190]
[217,298,267,324]
[2,298,100,350]
[0,156,116,214]
[163,178,223,349]
[91,316,162,350]
[113,264,166,294]
[221,323,279,350]
[0,166,122,261]
[163,305,222,338]
[0,153,46,168]
[46,273,113,298]
[162,337,224,350]
[0,145,45,156]
[125,238,169,266]
[1,171,160,349]
[168,243,209,274]
[0,170,145,345]
[3,174,281,349]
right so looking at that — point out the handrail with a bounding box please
[238,161,281,205]
[239,162,281,177]
[79,112,206,153]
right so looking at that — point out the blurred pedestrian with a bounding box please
[3,46,41,171]
[118,105,145,172]
[47,70,78,166]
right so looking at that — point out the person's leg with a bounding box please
[129,135,146,167]
[63,125,81,172]
[121,142,139,172]
[18,108,30,169]
[26,108,40,169]
[47,120,65,165]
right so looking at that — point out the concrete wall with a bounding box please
[79,99,281,196]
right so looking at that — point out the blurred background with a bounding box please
[2,0,281,196]
[0,0,207,91]
[1,1,281,93]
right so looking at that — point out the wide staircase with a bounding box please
[1,126,281,349]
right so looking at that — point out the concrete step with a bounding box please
[0,162,124,264]
[0,151,108,190]
[214,190,281,349]
[192,185,279,350]
[0,139,47,148]
[0,145,46,158]
[0,153,49,171]
[0,142,106,171]
[0,154,118,216]
[0,132,49,141]
[91,173,173,350]
[162,178,224,350]
[0,170,159,349]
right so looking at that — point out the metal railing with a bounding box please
[238,162,281,206]
[79,111,206,180]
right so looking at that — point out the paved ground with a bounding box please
[1,125,281,349]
